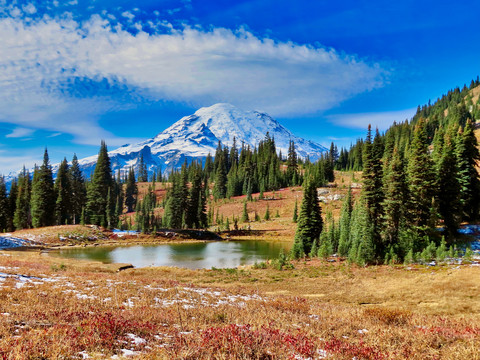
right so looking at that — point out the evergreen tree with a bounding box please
[456,120,480,220]
[362,126,384,254]
[338,187,353,256]
[406,120,437,239]
[137,154,148,182]
[165,173,184,229]
[14,169,31,230]
[185,165,206,228]
[54,158,72,225]
[0,177,9,232]
[291,178,323,257]
[86,141,113,226]
[241,201,249,223]
[7,179,18,231]
[292,199,298,223]
[69,154,86,225]
[264,203,270,221]
[437,134,461,236]
[286,140,298,185]
[31,149,56,228]
[381,148,408,250]
[125,167,138,213]
[348,198,375,265]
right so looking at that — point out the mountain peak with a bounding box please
[6,104,327,183]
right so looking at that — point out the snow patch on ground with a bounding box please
[0,235,36,249]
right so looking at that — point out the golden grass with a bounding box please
[0,250,479,359]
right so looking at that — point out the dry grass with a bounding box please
[0,250,479,359]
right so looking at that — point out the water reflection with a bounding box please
[52,240,291,269]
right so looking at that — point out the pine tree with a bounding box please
[14,169,31,230]
[456,120,480,221]
[241,201,249,223]
[165,173,184,229]
[338,187,353,256]
[185,165,205,228]
[31,149,56,228]
[381,147,408,250]
[264,203,270,220]
[406,120,437,238]
[7,179,18,231]
[437,134,461,236]
[362,126,384,255]
[287,140,298,185]
[348,198,375,265]
[86,141,113,226]
[292,199,298,223]
[292,178,323,257]
[137,153,148,182]
[54,158,72,225]
[0,177,9,232]
[214,159,227,199]
[69,154,86,225]
[125,167,138,213]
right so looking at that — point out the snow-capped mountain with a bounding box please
[10,103,328,181]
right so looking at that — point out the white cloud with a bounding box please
[22,3,36,14]
[5,127,35,138]
[0,7,387,146]
[329,108,416,131]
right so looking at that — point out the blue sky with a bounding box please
[1,0,480,174]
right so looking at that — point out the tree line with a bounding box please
[0,132,336,233]
[293,78,480,264]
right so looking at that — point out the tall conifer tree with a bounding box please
[31,149,55,228]
[86,141,112,226]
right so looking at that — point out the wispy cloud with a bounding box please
[0,5,388,146]
[5,127,35,138]
[329,108,416,131]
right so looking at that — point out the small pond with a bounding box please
[51,240,291,269]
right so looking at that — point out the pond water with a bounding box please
[51,240,292,269]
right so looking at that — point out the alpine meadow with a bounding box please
[1,1,480,359]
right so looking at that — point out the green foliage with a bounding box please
[31,149,56,228]
[264,204,270,221]
[86,141,113,226]
[241,201,249,223]
[292,199,298,223]
[293,178,323,256]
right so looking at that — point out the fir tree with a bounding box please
[125,167,138,213]
[437,134,461,236]
[69,154,86,225]
[264,203,270,221]
[362,126,384,254]
[381,148,408,250]
[292,199,298,223]
[7,179,18,231]
[86,141,113,226]
[241,201,249,223]
[0,177,9,232]
[54,158,72,225]
[292,178,323,257]
[456,120,480,221]
[137,153,148,182]
[338,187,353,256]
[13,169,31,230]
[31,149,56,228]
[406,120,437,239]
[348,198,375,265]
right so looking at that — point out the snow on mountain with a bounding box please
[8,103,328,182]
